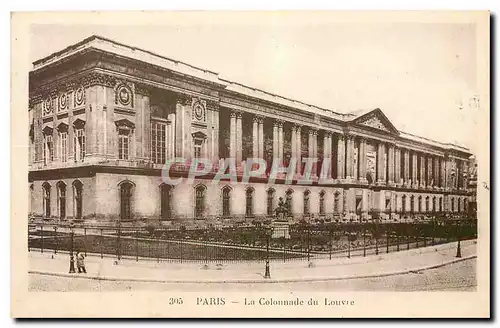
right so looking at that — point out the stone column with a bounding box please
[258,117,264,159]
[395,147,401,185]
[252,116,259,159]
[272,120,279,163]
[428,156,433,187]
[278,120,284,164]
[359,137,367,182]
[433,156,439,189]
[337,134,345,179]
[403,149,410,185]
[411,151,418,188]
[440,157,446,188]
[377,142,384,184]
[420,154,426,188]
[295,125,302,174]
[229,110,237,160]
[388,144,395,184]
[312,129,318,176]
[323,131,332,178]
[346,134,354,180]
[236,111,243,165]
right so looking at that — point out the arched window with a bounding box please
[319,190,325,215]
[222,186,231,217]
[120,181,134,221]
[195,184,206,218]
[418,196,422,212]
[245,188,254,217]
[410,196,415,213]
[334,192,340,213]
[457,198,462,213]
[451,198,455,212]
[432,197,436,212]
[402,195,407,213]
[73,180,83,220]
[439,197,443,212]
[42,182,51,217]
[285,189,293,214]
[464,198,468,213]
[57,181,66,219]
[425,196,429,212]
[303,190,310,215]
[266,188,275,216]
[160,184,173,219]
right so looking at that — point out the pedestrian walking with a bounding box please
[76,251,87,273]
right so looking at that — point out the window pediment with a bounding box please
[57,122,69,132]
[73,118,86,129]
[42,125,53,135]
[192,131,207,139]
[115,118,135,131]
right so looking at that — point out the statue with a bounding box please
[274,197,289,221]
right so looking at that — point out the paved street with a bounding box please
[29,257,476,292]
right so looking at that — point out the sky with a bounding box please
[29,20,480,154]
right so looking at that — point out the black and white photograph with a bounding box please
[11,10,490,318]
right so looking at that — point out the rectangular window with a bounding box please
[118,130,129,160]
[151,122,166,164]
[74,129,86,162]
[194,139,203,159]
[44,135,54,165]
[59,132,68,163]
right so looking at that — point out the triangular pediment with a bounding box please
[351,108,399,135]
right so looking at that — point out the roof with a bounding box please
[32,35,471,155]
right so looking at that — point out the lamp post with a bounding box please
[264,225,272,279]
[68,224,75,273]
[456,217,462,258]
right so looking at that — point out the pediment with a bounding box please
[115,118,135,129]
[192,131,207,139]
[351,108,399,135]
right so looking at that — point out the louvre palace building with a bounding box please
[28,36,475,225]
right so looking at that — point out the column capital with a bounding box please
[324,130,333,137]
[230,109,242,118]
[345,133,355,141]
[292,123,302,131]
[274,119,284,128]
[308,128,317,135]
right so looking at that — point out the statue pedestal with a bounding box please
[271,220,290,239]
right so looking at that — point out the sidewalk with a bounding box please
[29,240,476,283]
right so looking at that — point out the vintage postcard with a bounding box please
[11,11,490,318]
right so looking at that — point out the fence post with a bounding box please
[406,219,410,250]
[69,228,75,273]
[84,227,87,257]
[456,219,462,258]
[375,219,379,256]
[136,230,139,262]
[100,228,103,259]
[386,226,389,253]
[307,225,311,262]
[396,222,400,252]
[432,219,435,245]
[329,229,332,260]
[363,221,366,257]
[54,226,58,255]
[117,225,121,261]
[40,225,44,254]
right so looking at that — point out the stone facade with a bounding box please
[28,35,474,224]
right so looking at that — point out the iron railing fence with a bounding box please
[28,213,477,263]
